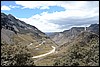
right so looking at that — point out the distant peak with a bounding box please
[8,14,14,17]
[1,13,6,15]
[1,13,8,18]
[89,23,99,27]
[8,14,16,20]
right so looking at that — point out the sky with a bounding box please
[1,1,99,32]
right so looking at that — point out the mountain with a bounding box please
[1,13,47,45]
[1,13,57,66]
[32,24,99,66]
[34,31,99,66]
[50,27,85,46]
[53,31,99,66]
[45,32,55,36]
[49,24,99,46]
[87,24,99,35]
[1,13,99,66]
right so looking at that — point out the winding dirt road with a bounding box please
[28,41,56,59]
[32,46,55,58]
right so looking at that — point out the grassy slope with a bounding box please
[35,31,99,66]
[1,33,57,66]
[53,32,99,66]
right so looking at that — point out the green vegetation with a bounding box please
[1,34,56,66]
[53,32,99,66]
[1,43,35,66]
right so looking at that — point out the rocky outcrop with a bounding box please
[54,31,99,66]
[1,13,47,45]
[1,13,57,66]
[50,24,99,46]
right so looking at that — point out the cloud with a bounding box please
[1,5,20,11]
[15,1,98,10]
[18,17,62,32]
[9,5,20,8]
[16,1,99,32]
[15,1,62,9]
[40,6,50,9]
[18,11,98,32]
[57,16,99,29]
[1,5,11,10]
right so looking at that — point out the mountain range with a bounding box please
[1,13,57,66]
[49,24,99,46]
[35,24,99,66]
[1,13,99,66]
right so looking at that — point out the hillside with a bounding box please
[34,26,99,66]
[33,31,99,66]
[1,13,99,66]
[1,13,47,45]
[49,24,99,46]
[1,13,57,66]
[53,31,99,66]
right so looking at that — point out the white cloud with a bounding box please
[18,17,62,32]
[16,1,99,32]
[15,1,98,10]
[40,6,50,9]
[15,1,58,9]
[1,5,11,10]
[18,8,98,32]
[9,5,20,8]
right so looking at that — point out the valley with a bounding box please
[1,13,99,66]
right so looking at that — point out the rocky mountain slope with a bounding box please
[1,13,47,45]
[49,24,99,46]
[1,13,57,66]
[33,30,99,66]
[87,24,99,35]
[1,13,99,66]
[53,31,99,66]
[35,24,99,66]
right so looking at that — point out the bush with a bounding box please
[1,44,35,66]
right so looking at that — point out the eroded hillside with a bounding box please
[1,13,57,66]
[1,13,99,66]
